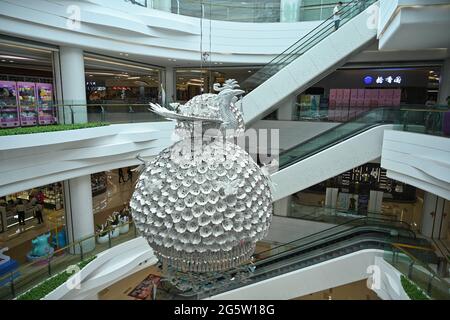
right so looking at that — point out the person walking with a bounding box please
[127,167,133,183]
[333,2,343,31]
[35,202,44,224]
[118,168,125,184]
[16,200,25,226]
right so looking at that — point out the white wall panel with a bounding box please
[0,122,174,196]
[381,130,450,200]
[272,125,395,201]
[0,0,321,65]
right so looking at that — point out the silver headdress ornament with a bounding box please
[131,80,273,275]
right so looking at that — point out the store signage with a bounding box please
[364,75,402,85]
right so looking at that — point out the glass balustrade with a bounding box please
[0,221,139,300]
[384,244,450,300]
[278,106,450,170]
[123,0,370,23]
[242,0,377,87]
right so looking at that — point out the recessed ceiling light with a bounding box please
[9,61,14,63]
[119,53,124,56]
[248,70,252,73]
[1,60,5,62]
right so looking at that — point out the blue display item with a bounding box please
[27,233,55,261]
[52,229,67,248]
[0,259,20,287]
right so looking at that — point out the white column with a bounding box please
[277,94,297,120]
[59,47,87,123]
[153,0,172,12]
[438,58,450,105]
[280,0,302,22]
[64,175,95,254]
[274,196,291,216]
[165,66,175,104]
[420,192,449,239]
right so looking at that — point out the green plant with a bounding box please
[96,224,108,237]
[0,122,109,137]
[17,256,97,300]
[401,275,431,300]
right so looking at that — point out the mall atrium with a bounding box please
[0,0,449,302]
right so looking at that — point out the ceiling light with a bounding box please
[0,55,36,61]
[1,60,5,62]
[248,70,252,73]
[9,60,14,63]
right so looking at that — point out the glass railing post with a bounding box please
[427,274,434,295]
[47,254,52,276]
[10,271,16,298]
[79,241,84,262]
[408,260,414,279]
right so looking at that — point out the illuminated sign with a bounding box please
[365,75,402,85]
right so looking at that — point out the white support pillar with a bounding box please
[165,66,175,104]
[153,0,172,12]
[274,196,291,217]
[277,94,297,120]
[59,47,87,123]
[280,0,302,22]
[438,58,450,105]
[64,175,95,254]
[420,192,449,239]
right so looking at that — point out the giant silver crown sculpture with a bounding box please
[130,79,273,273]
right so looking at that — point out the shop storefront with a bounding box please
[175,66,261,102]
[291,162,424,230]
[294,66,442,122]
[0,38,58,128]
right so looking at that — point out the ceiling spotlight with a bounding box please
[1,60,5,62]
[248,70,252,73]
[9,61,14,63]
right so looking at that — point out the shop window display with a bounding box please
[91,172,107,197]
[294,163,418,216]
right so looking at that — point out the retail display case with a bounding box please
[0,81,20,128]
[91,172,107,196]
[36,83,55,125]
[17,82,37,126]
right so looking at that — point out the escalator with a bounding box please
[240,0,378,124]
[270,106,449,201]
[173,216,436,299]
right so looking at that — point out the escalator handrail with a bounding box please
[253,222,416,267]
[277,107,400,170]
[244,0,374,86]
[192,235,404,298]
[254,215,414,260]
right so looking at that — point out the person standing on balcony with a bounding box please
[333,2,343,31]
[118,168,125,184]
[127,167,133,183]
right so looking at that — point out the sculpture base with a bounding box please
[155,241,256,273]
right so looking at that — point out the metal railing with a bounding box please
[0,102,167,131]
[386,243,450,299]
